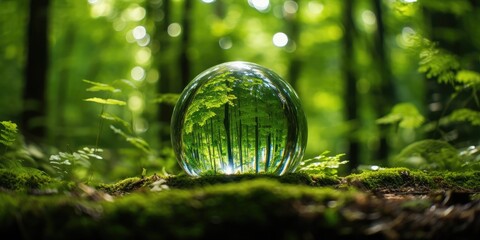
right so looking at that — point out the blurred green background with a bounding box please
[1,0,479,181]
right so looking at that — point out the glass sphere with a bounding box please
[171,61,307,176]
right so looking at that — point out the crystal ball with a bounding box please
[171,61,307,176]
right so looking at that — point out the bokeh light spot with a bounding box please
[131,66,145,81]
[273,32,288,47]
[308,1,324,15]
[168,23,182,37]
[128,95,144,112]
[283,1,298,15]
[248,0,270,12]
[362,10,376,25]
[137,34,150,47]
[135,48,151,65]
[219,37,233,49]
[133,26,147,40]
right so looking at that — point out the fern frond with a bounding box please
[446,108,480,126]
[0,121,18,147]
[456,70,480,86]
[418,47,459,84]
[299,151,348,176]
[410,36,460,84]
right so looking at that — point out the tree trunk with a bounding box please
[22,0,50,142]
[179,0,192,87]
[371,0,396,162]
[148,0,173,144]
[342,0,359,172]
[286,0,302,89]
[224,102,234,171]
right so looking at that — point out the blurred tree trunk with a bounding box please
[214,0,226,19]
[371,0,396,161]
[21,0,50,142]
[285,0,301,90]
[148,0,173,144]
[51,27,75,144]
[342,0,359,171]
[179,0,192,87]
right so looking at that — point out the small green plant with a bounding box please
[82,79,128,149]
[82,79,181,177]
[298,151,348,177]
[0,120,51,172]
[413,36,480,135]
[83,79,179,178]
[379,35,480,170]
[83,79,153,154]
[49,147,103,180]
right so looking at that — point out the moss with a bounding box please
[391,139,461,170]
[429,171,480,190]
[1,179,358,239]
[1,170,479,239]
[103,179,355,239]
[0,168,60,191]
[0,192,103,239]
[310,174,342,186]
[344,167,480,191]
[96,176,157,195]
[96,172,339,197]
[98,168,479,195]
[344,168,433,190]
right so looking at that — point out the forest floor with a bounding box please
[0,168,479,239]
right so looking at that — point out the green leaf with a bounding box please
[153,93,180,105]
[84,97,126,106]
[83,79,121,93]
[376,103,425,129]
[117,79,138,90]
[125,137,150,154]
[446,108,480,126]
[456,70,480,86]
[100,113,131,132]
[110,125,150,153]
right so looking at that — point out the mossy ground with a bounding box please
[1,168,479,239]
